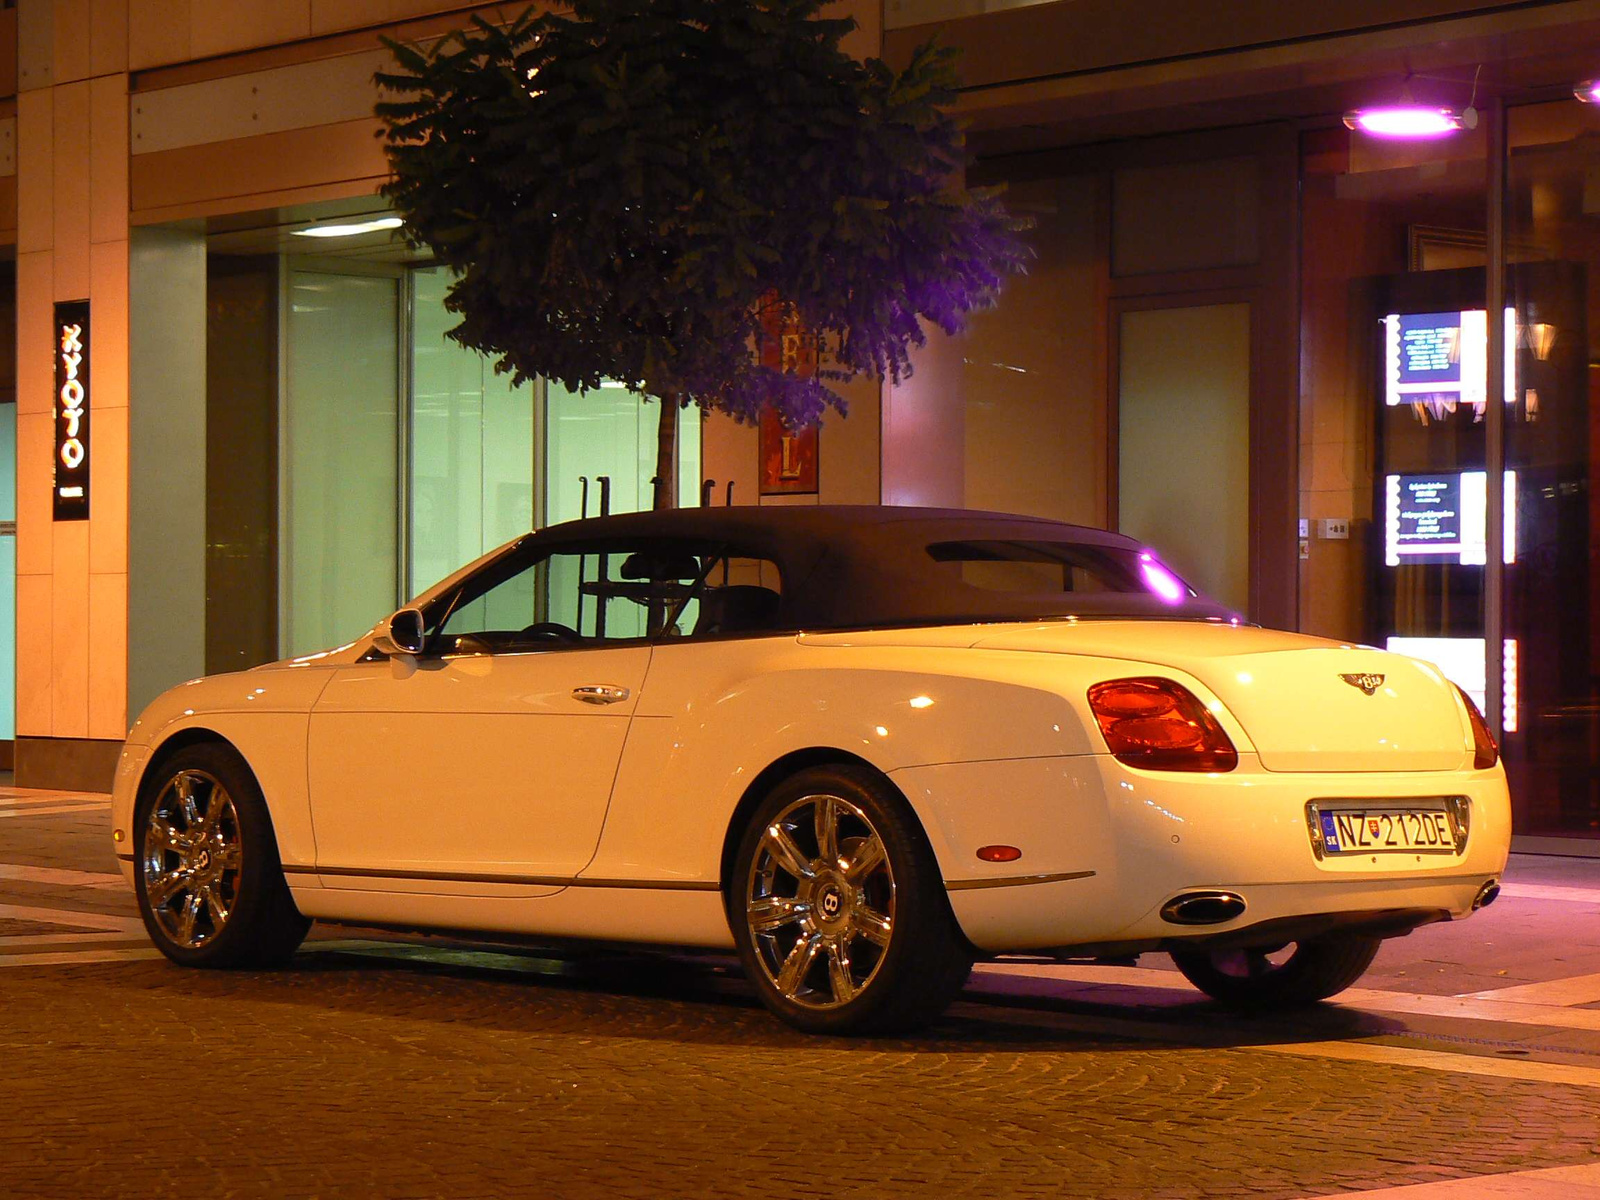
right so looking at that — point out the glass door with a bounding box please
[1116,301,1252,612]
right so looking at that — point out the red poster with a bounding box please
[760,407,819,495]
[757,297,820,495]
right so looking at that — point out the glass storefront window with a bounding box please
[281,261,707,659]
[409,266,536,596]
[282,268,401,657]
[544,383,702,524]
[1503,100,1600,838]
[1299,125,1489,688]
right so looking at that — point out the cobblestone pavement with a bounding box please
[3,792,1600,1199]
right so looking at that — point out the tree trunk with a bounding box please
[654,395,679,510]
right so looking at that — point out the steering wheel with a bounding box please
[517,621,584,644]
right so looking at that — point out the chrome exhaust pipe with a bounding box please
[1472,879,1501,911]
[1160,890,1247,926]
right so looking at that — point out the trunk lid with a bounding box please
[971,620,1472,772]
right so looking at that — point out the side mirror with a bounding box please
[373,607,427,658]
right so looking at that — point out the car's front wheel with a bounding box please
[730,765,972,1035]
[1169,934,1381,1009]
[134,743,310,968]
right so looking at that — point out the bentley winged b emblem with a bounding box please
[1339,672,1385,696]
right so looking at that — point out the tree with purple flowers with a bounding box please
[376,0,1028,508]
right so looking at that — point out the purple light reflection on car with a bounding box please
[1138,553,1187,604]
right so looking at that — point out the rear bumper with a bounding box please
[895,753,1511,955]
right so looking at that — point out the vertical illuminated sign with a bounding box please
[53,300,90,521]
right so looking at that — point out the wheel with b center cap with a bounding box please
[730,764,972,1035]
[134,743,310,969]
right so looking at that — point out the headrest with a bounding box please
[619,551,702,582]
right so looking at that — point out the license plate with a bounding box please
[1317,807,1457,855]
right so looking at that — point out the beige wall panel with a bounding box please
[52,81,91,300]
[15,573,52,736]
[16,251,52,418]
[17,88,52,255]
[0,118,18,178]
[311,0,440,34]
[89,76,128,245]
[133,177,382,225]
[88,241,128,407]
[51,519,90,738]
[834,0,882,59]
[90,0,129,77]
[127,0,190,72]
[52,0,91,85]
[18,0,54,91]
[190,0,311,62]
[130,118,385,213]
[312,0,391,30]
[88,571,128,738]
[16,410,53,577]
[701,412,758,510]
[882,328,966,508]
[819,373,881,504]
[131,49,387,155]
[88,382,128,577]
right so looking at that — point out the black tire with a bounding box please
[1169,934,1381,1009]
[133,742,310,969]
[728,764,973,1035]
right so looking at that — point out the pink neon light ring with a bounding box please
[1343,106,1464,139]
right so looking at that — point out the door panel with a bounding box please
[307,645,651,881]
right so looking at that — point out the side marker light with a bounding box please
[976,845,1022,863]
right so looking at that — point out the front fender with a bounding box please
[113,664,338,870]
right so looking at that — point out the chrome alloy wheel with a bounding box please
[744,792,896,1010]
[140,769,243,950]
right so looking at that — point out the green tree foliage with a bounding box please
[376,0,1028,436]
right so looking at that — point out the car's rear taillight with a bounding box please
[1087,677,1238,772]
[1455,685,1499,769]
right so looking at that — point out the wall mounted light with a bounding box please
[1343,106,1468,139]
[292,216,404,239]
[1575,80,1600,103]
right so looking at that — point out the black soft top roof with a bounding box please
[526,505,1237,629]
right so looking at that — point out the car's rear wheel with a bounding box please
[730,764,972,1035]
[134,743,310,969]
[1169,934,1381,1009]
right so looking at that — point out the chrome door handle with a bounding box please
[572,684,630,705]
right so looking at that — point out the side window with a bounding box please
[681,555,783,637]
[432,542,706,654]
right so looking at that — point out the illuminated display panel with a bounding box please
[1385,637,1518,733]
[1384,470,1516,566]
[53,300,90,521]
[1383,309,1516,410]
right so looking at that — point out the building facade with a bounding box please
[2,0,1599,851]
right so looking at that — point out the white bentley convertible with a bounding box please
[113,507,1511,1034]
